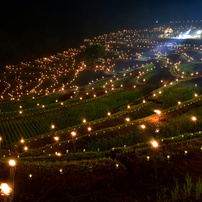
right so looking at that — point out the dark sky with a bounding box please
[0,0,202,66]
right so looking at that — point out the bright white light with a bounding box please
[8,159,16,167]
[0,183,12,195]
[152,141,158,148]
[196,30,202,35]
[154,110,161,115]
[141,125,146,129]
[71,131,76,136]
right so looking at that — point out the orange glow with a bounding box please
[154,110,161,115]
[0,183,12,195]
[8,159,16,167]
[141,124,146,129]
[54,136,59,141]
[71,131,76,136]
[151,140,158,148]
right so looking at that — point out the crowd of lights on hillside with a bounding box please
[0,21,202,105]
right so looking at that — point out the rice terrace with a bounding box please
[0,20,202,201]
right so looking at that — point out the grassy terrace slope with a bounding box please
[1,133,201,201]
[0,27,202,201]
[1,67,202,145]
[0,88,151,144]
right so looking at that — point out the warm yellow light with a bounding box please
[51,125,55,129]
[19,111,22,114]
[194,93,198,97]
[152,140,158,148]
[143,99,146,103]
[154,110,161,115]
[71,131,76,136]
[125,118,130,122]
[24,146,28,151]
[8,159,16,167]
[20,139,24,143]
[0,137,2,141]
[141,124,146,129]
[191,116,197,121]
[54,136,59,141]
[178,101,181,105]
[83,119,86,123]
[127,105,130,109]
[88,127,92,132]
[107,112,111,116]
[0,183,12,195]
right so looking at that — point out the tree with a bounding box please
[84,44,107,64]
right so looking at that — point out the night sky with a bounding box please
[0,0,202,67]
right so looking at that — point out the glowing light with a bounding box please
[24,146,28,151]
[141,124,146,129]
[125,118,130,122]
[152,140,158,148]
[177,29,191,39]
[154,110,161,115]
[71,131,76,136]
[196,30,202,35]
[54,136,59,141]
[51,125,55,130]
[8,159,16,167]
[191,116,197,121]
[0,183,12,195]
[57,153,62,156]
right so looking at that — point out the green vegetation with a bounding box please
[76,44,107,65]
[0,28,202,201]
